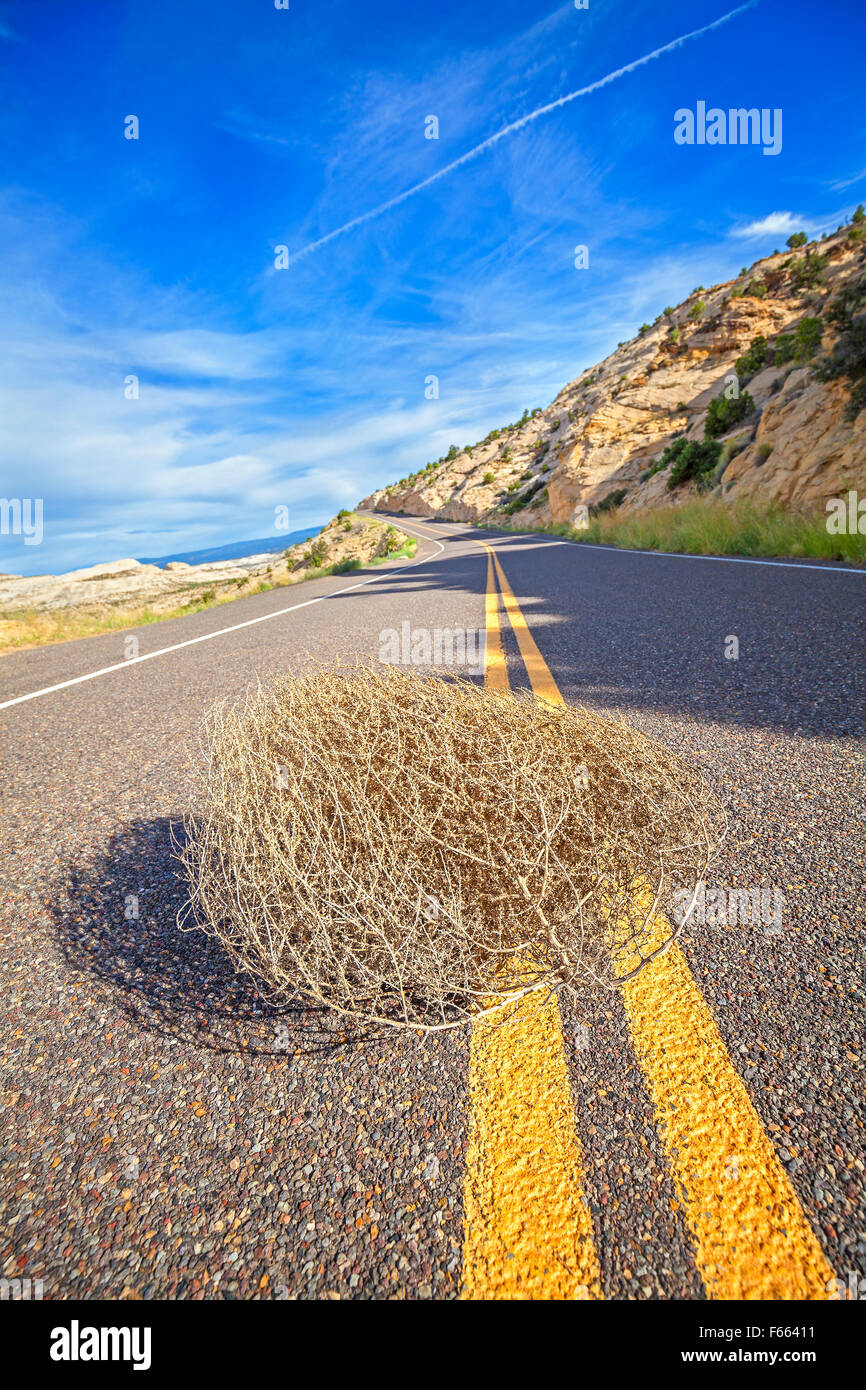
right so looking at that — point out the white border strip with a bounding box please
[546,537,866,573]
[0,534,444,712]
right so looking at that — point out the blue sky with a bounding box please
[0,0,863,574]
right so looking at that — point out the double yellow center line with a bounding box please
[461,532,834,1301]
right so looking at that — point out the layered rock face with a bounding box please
[360,224,865,528]
[0,554,270,614]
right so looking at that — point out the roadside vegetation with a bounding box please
[542,497,866,565]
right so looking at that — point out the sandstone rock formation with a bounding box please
[360,221,865,529]
[0,552,277,615]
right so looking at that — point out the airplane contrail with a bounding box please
[293,1,757,262]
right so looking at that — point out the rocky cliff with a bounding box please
[360,217,866,529]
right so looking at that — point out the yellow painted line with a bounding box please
[477,540,834,1300]
[619,930,835,1299]
[461,549,602,1300]
[483,551,509,692]
[489,549,561,705]
[463,986,603,1300]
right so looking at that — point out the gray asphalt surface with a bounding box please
[1,520,863,1299]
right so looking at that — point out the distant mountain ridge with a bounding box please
[137,527,322,567]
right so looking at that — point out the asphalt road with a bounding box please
[1,519,863,1300]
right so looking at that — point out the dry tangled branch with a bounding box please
[177,666,725,1031]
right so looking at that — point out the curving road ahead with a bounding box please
[1,517,863,1300]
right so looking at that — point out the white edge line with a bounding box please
[544,536,866,573]
[0,533,445,712]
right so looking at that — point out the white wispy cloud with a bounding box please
[293,2,757,261]
[730,211,805,240]
[730,206,855,242]
[216,116,296,150]
[829,167,866,193]
[122,328,282,380]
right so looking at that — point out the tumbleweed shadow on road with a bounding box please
[50,816,389,1057]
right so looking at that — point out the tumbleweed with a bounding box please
[177,665,724,1031]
